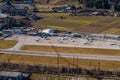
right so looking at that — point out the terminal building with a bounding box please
[88,34,120,40]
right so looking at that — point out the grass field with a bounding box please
[0,53,120,70]
[88,17,118,27]
[0,40,17,49]
[30,74,96,80]
[30,74,69,80]
[32,13,120,33]
[36,13,100,32]
[101,28,120,35]
[21,45,120,56]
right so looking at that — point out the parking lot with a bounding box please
[5,34,120,50]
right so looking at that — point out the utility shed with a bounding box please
[0,71,30,80]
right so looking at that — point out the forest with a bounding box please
[1,0,120,11]
[78,0,120,11]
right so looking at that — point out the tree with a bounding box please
[5,17,16,29]
[115,2,120,11]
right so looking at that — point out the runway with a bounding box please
[0,49,120,61]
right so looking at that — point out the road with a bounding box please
[0,49,120,61]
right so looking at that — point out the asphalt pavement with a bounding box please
[0,49,120,61]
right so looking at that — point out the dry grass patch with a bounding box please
[30,74,97,80]
[33,13,102,32]
[21,45,120,56]
[0,53,120,70]
[0,40,17,49]
[47,25,68,30]
[101,28,120,35]
[89,17,118,27]
[33,13,120,33]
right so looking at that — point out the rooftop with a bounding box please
[0,71,29,78]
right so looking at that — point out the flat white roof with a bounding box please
[0,71,29,77]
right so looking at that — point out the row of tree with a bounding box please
[78,0,120,11]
